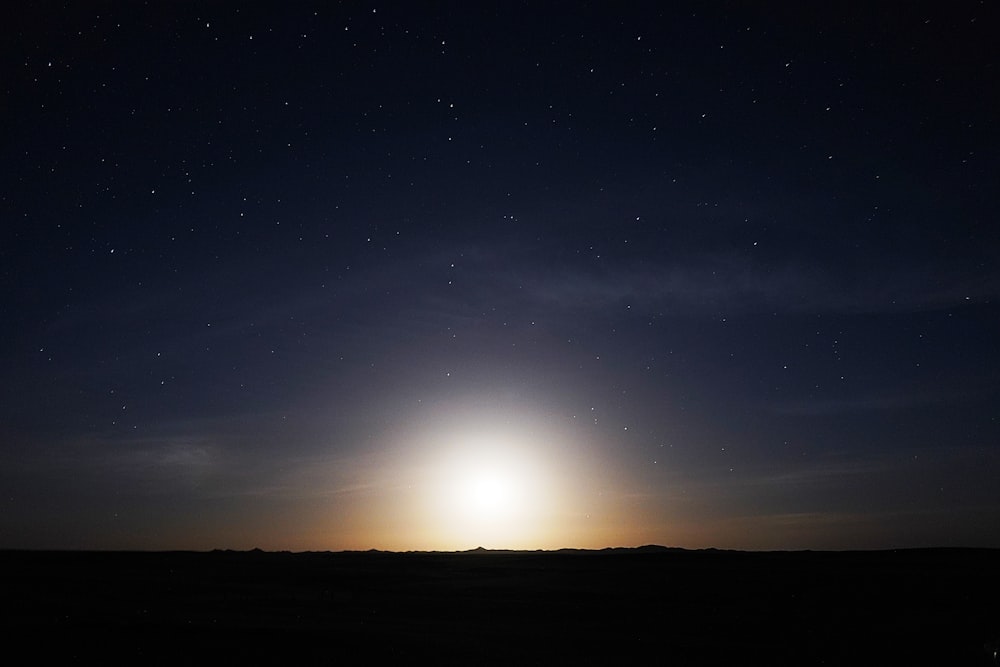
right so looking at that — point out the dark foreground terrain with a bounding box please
[2,546,998,664]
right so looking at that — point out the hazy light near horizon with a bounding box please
[423,430,552,548]
[349,400,633,551]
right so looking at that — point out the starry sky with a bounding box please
[3,2,999,551]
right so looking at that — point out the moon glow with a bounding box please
[366,402,622,551]
[400,416,566,549]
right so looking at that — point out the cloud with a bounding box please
[516,253,997,316]
[109,435,217,481]
[767,393,949,416]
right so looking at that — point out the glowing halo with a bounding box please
[461,470,512,516]
[422,431,549,547]
[355,399,625,552]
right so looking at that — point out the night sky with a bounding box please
[3,2,999,551]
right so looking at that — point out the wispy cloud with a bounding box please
[515,253,997,316]
[767,392,950,416]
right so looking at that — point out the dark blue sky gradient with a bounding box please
[2,2,998,550]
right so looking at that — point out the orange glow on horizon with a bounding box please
[300,401,653,552]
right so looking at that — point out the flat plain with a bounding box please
[2,546,997,664]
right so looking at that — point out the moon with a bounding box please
[454,456,522,520]
[463,471,510,515]
[371,402,614,551]
[419,427,552,549]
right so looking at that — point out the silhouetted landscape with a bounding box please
[3,546,998,664]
